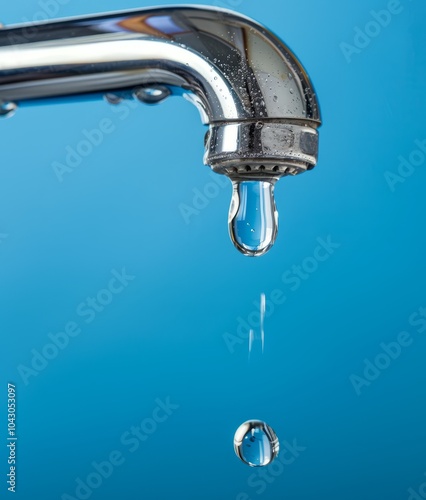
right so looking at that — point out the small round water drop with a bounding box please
[229,180,278,257]
[234,420,279,467]
[0,100,17,118]
[133,85,171,104]
[104,93,123,105]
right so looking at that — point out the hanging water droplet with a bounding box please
[104,93,123,105]
[228,180,278,257]
[289,88,294,94]
[0,100,17,118]
[273,95,278,102]
[133,85,171,104]
[234,420,279,467]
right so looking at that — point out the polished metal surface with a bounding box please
[0,5,321,254]
[0,6,320,166]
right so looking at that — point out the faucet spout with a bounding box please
[0,5,321,255]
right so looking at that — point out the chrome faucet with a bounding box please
[0,5,321,256]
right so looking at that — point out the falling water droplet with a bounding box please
[248,293,266,360]
[229,180,278,256]
[260,292,265,353]
[234,420,279,467]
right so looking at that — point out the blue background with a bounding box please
[1,0,426,499]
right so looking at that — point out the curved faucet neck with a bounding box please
[0,6,320,124]
[0,5,321,256]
